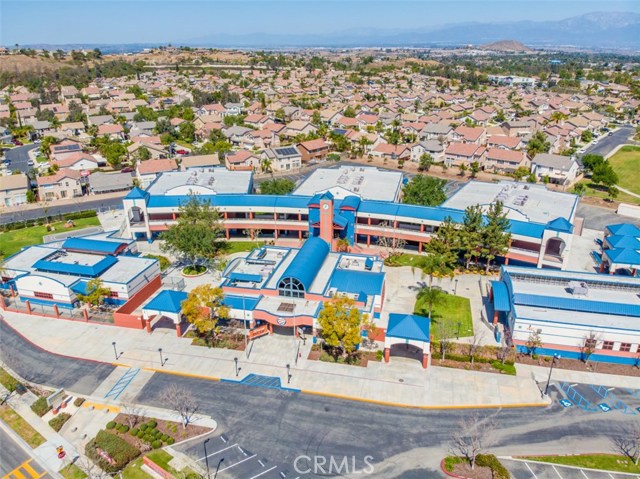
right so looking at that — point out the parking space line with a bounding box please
[217,454,257,472]
[581,470,590,479]
[194,443,238,462]
[552,465,564,478]
[525,462,539,479]
[249,466,277,479]
[608,474,615,479]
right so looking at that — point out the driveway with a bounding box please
[576,203,640,231]
[579,126,637,159]
[3,144,38,173]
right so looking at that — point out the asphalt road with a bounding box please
[0,319,633,479]
[0,426,50,479]
[577,202,640,231]
[0,197,123,225]
[3,144,38,174]
[580,125,636,159]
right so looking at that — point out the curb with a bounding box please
[440,459,471,479]
[505,456,640,476]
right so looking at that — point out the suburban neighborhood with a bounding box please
[1,4,640,479]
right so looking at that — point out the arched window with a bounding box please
[278,277,305,298]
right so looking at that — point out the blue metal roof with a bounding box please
[229,272,263,283]
[125,187,149,200]
[340,195,361,211]
[222,294,260,311]
[508,220,546,239]
[607,223,640,237]
[147,193,311,209]
[144,290,188,314]
[71,279,90,295]
[279,237,330,291]
[333,214,349,228]
[604,248,640,265]
[33,255,118,277]
[513,293,640,317]
[490,280,511,312]
[606,235,640,249]
[328,269,385,296]
[386,313,431,342]
[62,237,126,255]
[546,217,574,233]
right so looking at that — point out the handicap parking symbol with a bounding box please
[598,403,611,412]
[559,399,573,408]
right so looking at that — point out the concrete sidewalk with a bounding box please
[2,311,547,408]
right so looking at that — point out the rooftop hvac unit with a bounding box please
[568,281,588,296]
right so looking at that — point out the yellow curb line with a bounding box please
[143,367,220,381]
[111,362,133,368]
[300,389,548,410]
[82,401,121,413]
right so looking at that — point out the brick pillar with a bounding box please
[298,230,302,240]
[175,323,182,337]
[10,285,16,297]
[384,347,390,363]
[25,300,32,314]
[53,304,60,318]
[145,318,152,333]
[225,228,230,240]
[367,235,371,246]
[599,261,605,273]
[422,353,429,369]
[418,242,423,253]
[0,296,5,309]
[505,257,510,265]
[172,213,176,220]
[493,311,499,325]
[268,323,273,334]
[83,308,89,321]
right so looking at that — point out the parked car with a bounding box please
[592,139,599,145]
[608,132,613,136]
[27,159,34,166]
[120,167,134,173]
[176,149,188,155]
[12,140,23,146]
[579,148,586,154]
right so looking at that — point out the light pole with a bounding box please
[454,278,459,295]
[158,348,164,367]
[286,363,291,384]
[543,353,560,397]
[242,295,248,358]
[213,458,224,479]
[203,438,211,479]
[234,357,239,377]
[456,322,461,340]
[111,341,118,360]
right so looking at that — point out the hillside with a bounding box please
[0,54,71,73]
[479,40,533,53]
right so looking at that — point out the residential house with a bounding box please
[50,140,83,162]
[371,143,411,161]
[58,122,86,137]
[136,159,178,189]
[283,121,317,138]
[97,123,125,141]
[421,123,453,142]
[487,135,523,150]
[261,146,302,172]
[0,174,30,207]
[180,154,221,171]
[37,169,84,201]
[53,152,102,171]
[503,120,532,138]
[452,125,486,145]
[226,150,261,171]
[484,148,529,173]
[410,141,445,163]
[444,143,485,167]
[531,153,580,185]
[297,138,329,162]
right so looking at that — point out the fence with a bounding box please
[2,296,114,324]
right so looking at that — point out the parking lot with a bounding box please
[502,458,640,479]
[176,433,294,479]
[557,382,640,416]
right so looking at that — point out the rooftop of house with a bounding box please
[293,166,403,202]
[442,180,578,225]
[145,169,253,196]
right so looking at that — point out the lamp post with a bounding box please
[242,295,248,358]
[454,279,459,295]
[234,357,239,377]
[213,458,224,479]
[203,438,211,479]
[286,363,291,384]
[456,322,461,340]
[111,341,118,360]
[543,353,560,397]
[158,348,164,367]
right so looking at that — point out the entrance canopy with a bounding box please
[490,280,511,312]
[142,290,188,323]
[386,313,430,343]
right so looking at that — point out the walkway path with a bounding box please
[616,185,640,199]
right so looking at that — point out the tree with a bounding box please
[136,146,151,161]
[466,330,485,364]
[591,162,618,188]
[580,331,601,365]
[402,175,447,207]
[572,182,586,196]
[416,286,444,320]
[259,178,295,195]
[425,217,460,270]
[525,329,542,356]
[40,136,58,159]
[581,154,605,174]
[480,201,511,273]
[260,158,273,174]
[458,163,468,177]
[317,296,364,359]
[580,129,593,143]
[26,190,36,203]
[343,106,356,118]
[99,141,127,169]
[450,414,495,470]
[610,421,640,466]
[460,205,483,270]
[121,401,143,429]
[527,131,550,158]
[160,195,227,267]
[436,321,453,360]
[178,121,196,143]
[469,161,480,178]
[421,253,452,289]
[512,166,530,181]
[77,279,110,307]
[182,285,229,343]
[418,153,433,172]
[159,384,199,429]
[607,185,619,201]
[376,222,407,257]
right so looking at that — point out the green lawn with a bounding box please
[609,145,640,195]
[121,457,152,479]
[383,253,427,268]
[0,405,46,448]
[0,367,21,392]
[225,241,265,255]
[60,464,87,479]
[573,180,640,206]
[414,291,473,340]
[0,217,101,259]
[122,450,199,479]
[522,454,640,474]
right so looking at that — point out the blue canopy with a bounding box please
[229,272,263,283]
[605,248,640,266]
[63,237,126,255]
[144,290,188,314]
[386,314,430,342]
[607,223,640,237]
[34,255,117,277]
[222,295,260,311]
[490,280,511,312]
[279,237,330,291]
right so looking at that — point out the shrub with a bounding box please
[120,425,129,434]
[476,454,509,479]
[48,413,72,432]
[375,350,384,361]
[85,430,140,473]
[73,397,85,407]
[139,423,148,431]
[490,360,516,375]
[144,254,171,271]
[161,434,169,442]
[136,431,145,438]
[31,397,52,417]
[63,210,98,221]
[151,440,162,449]
[167,438,174,445]
[130,428,139,436]
[146,420,157,428]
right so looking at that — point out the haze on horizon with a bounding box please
[1,0,639,46]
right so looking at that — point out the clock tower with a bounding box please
[319,195,334,247]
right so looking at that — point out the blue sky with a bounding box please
[1,0,639,45]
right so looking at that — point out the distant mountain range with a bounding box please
[185,12,640,50]
[13,12,640,52]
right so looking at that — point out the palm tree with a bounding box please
[260,158,272,174]
[416,286,445,320]
[421,253,453,288]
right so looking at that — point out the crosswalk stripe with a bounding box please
[2,460,45,479]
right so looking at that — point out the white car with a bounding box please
[592,139,599,145]
[579,148,586,154]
